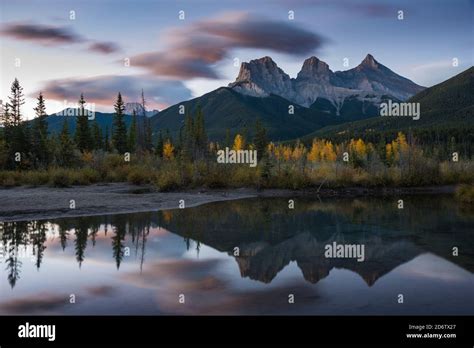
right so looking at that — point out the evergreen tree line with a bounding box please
[0,79,269,171]
[0,79,177,169]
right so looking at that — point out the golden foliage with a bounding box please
[291,144,306,161]
[307,139,336,162]
[232,134,244,151]
[387,132,409,163]
[81,151,94,164]
[163,140,175,160]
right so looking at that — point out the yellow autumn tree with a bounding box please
[388,132,409,163]
[163,140,174,160]
[354,139,367,158]
[321,141,336,161]
[291,144,305,161]
[232,134,244,151]
[386,143,393,163]
[272,144,285,172]
[348,138,368,162]
[283,146,292,161]
[395,132,409,160]
[307,139,322,162]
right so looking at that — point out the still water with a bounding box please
[1,195,473,315]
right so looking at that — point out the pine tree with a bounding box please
[225,128,231,148]
[194,106,207,158]
[112,92,127,154]
[254,119,268,159]
[31,92,49,167]
[155,130,164,158]
[58,119,76,167]
[128,110,137,152]
[143,117,153,152]
[1,103,13,160]
[140,89,147,117]
[182,113,194,160]
[75,94,91,152]
[9,78,25,127]
[8,78,29,168]
[92,121,103,150]
[136,89,147,151]
[104,126,110,152]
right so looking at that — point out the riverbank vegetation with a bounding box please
[1,78,472,190]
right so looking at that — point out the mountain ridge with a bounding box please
[300,66,474,143]
[229,54,425,107]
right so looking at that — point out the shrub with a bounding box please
[155,169,181,191]
[0,171,21,187]
[455,184,474,204]
[127,167,154,185]
[72,168,101,185]
[49,169,73,187]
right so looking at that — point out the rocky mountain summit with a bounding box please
[229,54,425,108]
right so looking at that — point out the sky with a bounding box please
[0,0,473,119]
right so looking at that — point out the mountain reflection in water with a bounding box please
[1,195,473,315]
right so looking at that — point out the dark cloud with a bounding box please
[131,12,325,79]
[35,75,192,109]
[88,41,120,54]
[0,23,83,45]
[131,52,220,79]
[194,15,323,55]
[1,22,121,55]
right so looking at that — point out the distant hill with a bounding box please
[301,67,474,143]
[150,87,336,141]
[42,109,146,135]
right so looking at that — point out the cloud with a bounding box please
[131,12,325,79]
[0,293,68,314]
[278,0,395,17]
[121,258,318,315]
[35,75,193,109]
[1,22,121,55]
[86,285,116,296]
[88,41,120,54]
[1,22,83,45]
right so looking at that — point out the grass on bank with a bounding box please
[0,153,473,191]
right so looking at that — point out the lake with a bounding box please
[1,195,473,315]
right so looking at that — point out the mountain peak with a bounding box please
[230,54,424,104]
[359,54,379,69]
[229,56,293,98]
[257,56,275,63]
[297,56,331,80]
[124,102,159,117]
[246,56,278,69]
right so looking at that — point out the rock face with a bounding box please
[229,56,295,99]
[124,102,159,117]
[333,54,425,101]
[229,54,425,107]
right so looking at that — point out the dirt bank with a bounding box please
[0,183,455,222]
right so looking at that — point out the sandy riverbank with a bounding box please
[0,183,455,222]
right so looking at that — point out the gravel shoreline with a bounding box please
[0,183,455,222]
